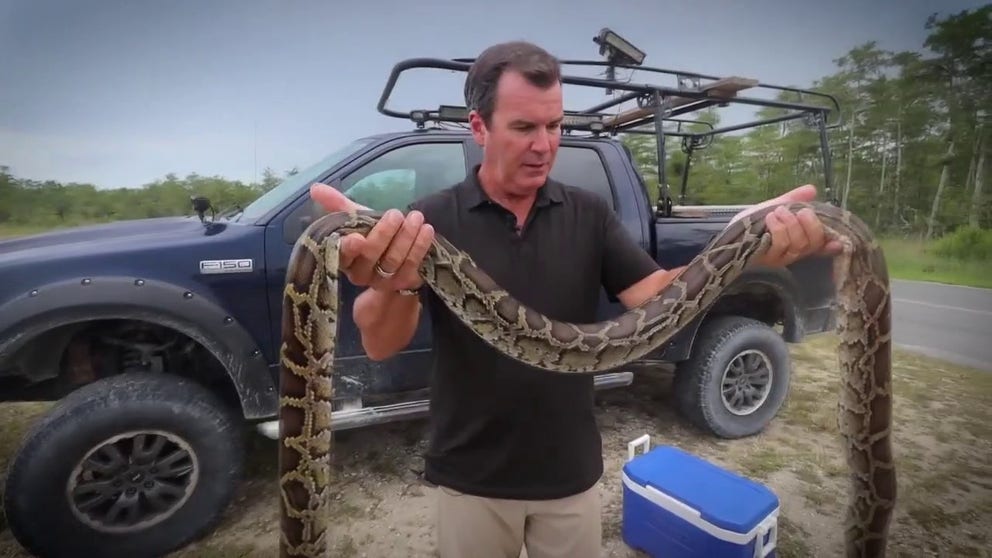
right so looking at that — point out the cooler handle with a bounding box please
[627,434,650,461]
[752,513,778,558]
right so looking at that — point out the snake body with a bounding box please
[277,199,894,557]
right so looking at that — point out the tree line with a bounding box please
[1,7,988,248]
[0,166,294,229]
[623,5,990,244]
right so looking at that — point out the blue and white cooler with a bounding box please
[621,435,779,558]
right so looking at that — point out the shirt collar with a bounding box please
[459,164,564,210]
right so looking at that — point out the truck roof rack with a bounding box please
[375,29,843,215]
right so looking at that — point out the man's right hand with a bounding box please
[309,182,434,293]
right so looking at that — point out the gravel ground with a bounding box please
[2,333,990,557]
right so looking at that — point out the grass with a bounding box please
[775,516,815,558]
[0,403,51,474]
[164,543,259,558]
[773,334,992,556]
[0,224,58,239]
[736,446,791,481]
[879,235,992,289]
[0,403,51,547]
[618,331,992,557]
[592,328,992,557]
[0,337,990,557]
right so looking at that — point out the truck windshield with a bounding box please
[237,138,374,222]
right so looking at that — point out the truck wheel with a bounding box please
[3,372,244,558]
[673,315,791,439]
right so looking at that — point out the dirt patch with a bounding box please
[1,334,990,557]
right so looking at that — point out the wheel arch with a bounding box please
[0,275,277,419]
[651,266,804,363]
[709,266,804,339]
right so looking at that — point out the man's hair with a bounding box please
[464,41,561,124]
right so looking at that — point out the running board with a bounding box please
[255,371,634,440]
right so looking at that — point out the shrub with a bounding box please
[931,226,992,261]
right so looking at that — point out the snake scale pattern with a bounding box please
[277,199,895,558]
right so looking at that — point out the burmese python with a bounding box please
[277,199,895,558]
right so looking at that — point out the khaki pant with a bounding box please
[434,483,602,558]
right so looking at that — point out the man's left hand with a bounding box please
[732,184,844,268]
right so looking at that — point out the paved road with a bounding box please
[890,279,992,372]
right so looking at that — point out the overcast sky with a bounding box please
[1,0,985,189]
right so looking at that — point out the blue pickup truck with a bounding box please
[0,42,842,558]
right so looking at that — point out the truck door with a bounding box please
[546,142,630,320]
[266,137,469,399]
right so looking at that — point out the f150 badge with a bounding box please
[199,259,254,274]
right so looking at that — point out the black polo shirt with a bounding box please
[408,165,658,500]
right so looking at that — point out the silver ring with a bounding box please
[374,263,396,278]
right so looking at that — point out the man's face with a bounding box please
[470,70,563,196]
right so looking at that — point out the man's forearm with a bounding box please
[617,266,687,309]
[353,288,422,360]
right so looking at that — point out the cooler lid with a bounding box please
[623,445,778,534]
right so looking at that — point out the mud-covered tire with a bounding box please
[3,372,244,558]
[673,315,791,439]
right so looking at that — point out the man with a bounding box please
[310,41,838,557]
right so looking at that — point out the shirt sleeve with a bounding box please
[600,202,660,298]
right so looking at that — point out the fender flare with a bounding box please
[0,275,277,418]
[722,266,803,339]
[649,266,803,362]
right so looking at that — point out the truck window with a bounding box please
[549,146,614,209]
[341,142,467,211]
